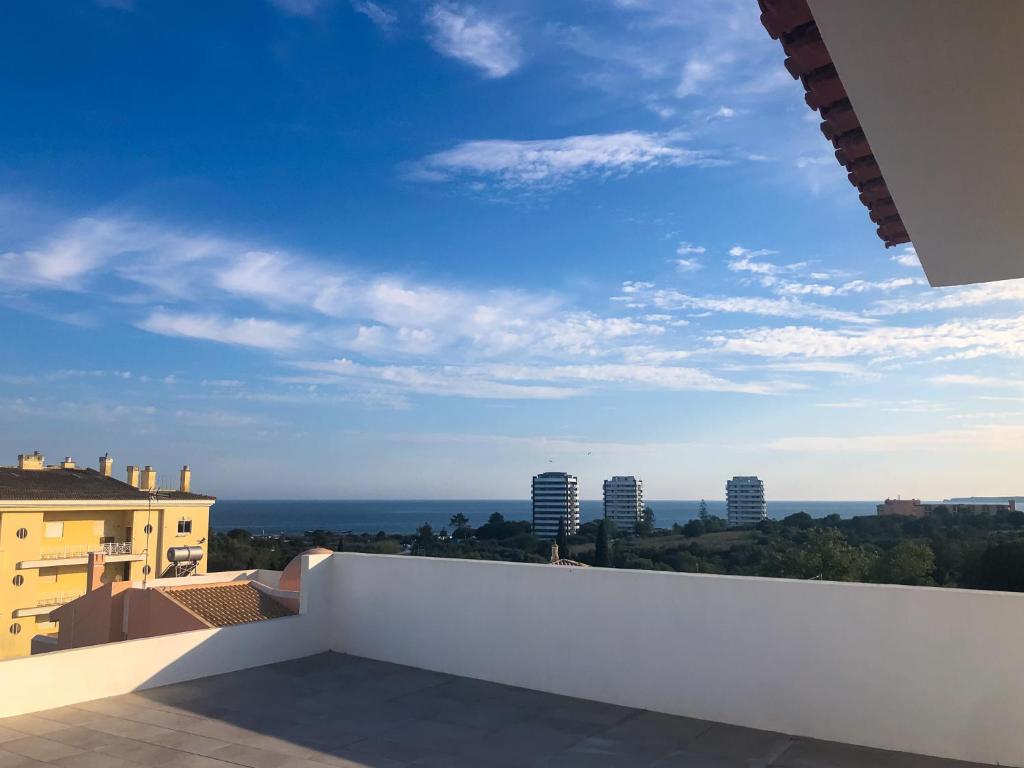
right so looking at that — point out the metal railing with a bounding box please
[38,541,133,560]
[35,592,85,607]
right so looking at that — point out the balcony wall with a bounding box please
[333,554,1024,767]
[1,552,1022,766]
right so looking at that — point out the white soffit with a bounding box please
[808,0,1024,287]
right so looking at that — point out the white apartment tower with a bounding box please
[603,476,643,534]
[726,476,767,527]
[532,472,580,539]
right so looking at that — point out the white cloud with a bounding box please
[710,106,735,119]
[769,424,1024,453]
[891,245,920,268]
[412,131,716,188]
[269,0,325,15]
[630,283,873,324]
[711,316,1024,361]
[424,3,521,78]
[674,258,702,272]
[294,357,797,400]
[676,56,716,97]
[139,311,307,351]
[351,0,396,29]
[774,276,925,297]
[675,241,705,255]
[870,279,1024,316]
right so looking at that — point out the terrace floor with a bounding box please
[0,652,993,767]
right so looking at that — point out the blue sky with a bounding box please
[1,0,1021,500]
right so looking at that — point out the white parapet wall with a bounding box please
[333,553,1024,767]
[0,555,331,718]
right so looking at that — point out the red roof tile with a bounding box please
[759,0,911,248]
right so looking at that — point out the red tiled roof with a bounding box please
[759,0,911,248]
[159,581,294,627]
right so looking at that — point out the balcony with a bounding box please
[11,592,86,618]
[0,553,1018,766]
[16,541,144,570]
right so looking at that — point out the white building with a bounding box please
[726,476,766,527]
[532,472,580,539]
[603,476,643,534]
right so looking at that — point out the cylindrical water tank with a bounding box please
[166,545,204,563]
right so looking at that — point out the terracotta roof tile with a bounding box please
[0,467,215,502]
[160,581,294,627]
[759,0,911,248]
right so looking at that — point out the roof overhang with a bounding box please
[762,0,1024,287]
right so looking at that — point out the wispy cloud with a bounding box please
[139,311,307,351]
[424,2,521,78]
[411,131,717,189]
[351,0,396,29]
[269,0,326,16]
[769,424,1024,453]
[891,245,920,268]
[711,316,1024,362]
[675,241,705,255]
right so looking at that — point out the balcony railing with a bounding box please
[38,541,133,560]
[35,592,84,607]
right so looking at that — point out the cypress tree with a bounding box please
[595,519,612,567]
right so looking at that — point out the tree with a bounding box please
[964,541,1024,591]
[556,516,569,558]
[698,499,708,521]
[414,523,435,552]
[682,519,706,538]
[870,541,935,585]
[636,506,655,537]
[450,512,472,540]
[595,519,612,567]
[782,512,814,529]
[764,528,873,582]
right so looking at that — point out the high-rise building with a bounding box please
[532,472,579,539]
[603,476,643,534]
[726,476,766,527]
[0,451,214,660]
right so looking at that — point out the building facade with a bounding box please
[603,476,643,534]
[877,498,925,517]
[726,476,767,527]
[532,472,580,540]
[0,452,215,660]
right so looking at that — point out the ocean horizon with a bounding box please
[212,498,883,535]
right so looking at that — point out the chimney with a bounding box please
[17,451,44,470]
[126,465,140,488]
[179,465,191,494]
[60,457,76,469]
[87,552,106,591]
[99,453,113,477]
[140,465,157,491]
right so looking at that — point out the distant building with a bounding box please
[726,476,766,527]
[878,498,1015,517]
[877,498,925,517]
[0,451,214,661]
[532,472,579,539]
[603,476,643,534]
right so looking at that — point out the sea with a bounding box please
[211,499,879,536]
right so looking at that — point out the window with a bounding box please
[177,519,192,535]
[142,564,152,575]
[44,521,64,538]
[143,524,153,534]
[15,528,28,540]
[9,624,20,635]
[12,575,24,587]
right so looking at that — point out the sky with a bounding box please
[1,0,1021,501]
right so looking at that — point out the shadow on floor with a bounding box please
[0,652,996,767]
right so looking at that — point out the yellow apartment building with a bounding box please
[0,451,215,660]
